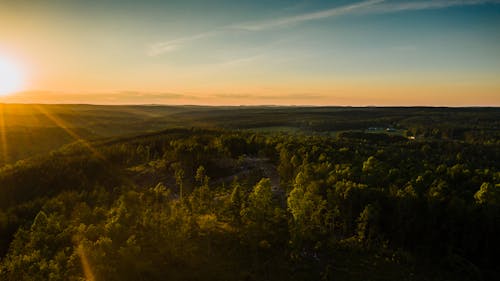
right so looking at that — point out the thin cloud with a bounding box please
[149,0,500,55]
[148,0,383,56]
[148,30,220,56]
[231,0,384,31]
[216,54,264,67]
[233,0,500,31]
[365,0,500,14]
[213,93,328,100]
[118,91,184,99]
[2,91,193,104]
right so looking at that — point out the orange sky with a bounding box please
[1,0,499,106]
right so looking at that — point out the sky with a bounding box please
[0,0,499,106]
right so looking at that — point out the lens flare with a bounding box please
[0,56,24,96]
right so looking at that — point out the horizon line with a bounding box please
[0,102,498,108]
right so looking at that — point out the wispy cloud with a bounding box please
[365,0,500,14]
[216,54,264,67]
[213,93,328,100]
[148,0,383,56]
[231,0,384,31]
[148,30,220,56]
[233,0,500,31]
[2,90,196,104]
[149,0,500,56]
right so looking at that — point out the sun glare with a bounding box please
[0,56,24,96]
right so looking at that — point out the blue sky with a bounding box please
[1,0,499,105]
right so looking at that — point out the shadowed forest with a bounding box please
[0,105,499,280]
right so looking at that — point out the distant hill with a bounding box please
[0,104,499,166]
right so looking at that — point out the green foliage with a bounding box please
[0,107,499,280]
[241,178,282,240]
[288,172,328,254]
[356,203,381,246]
[474,182,500,205]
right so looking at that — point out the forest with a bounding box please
[0,105,499,280]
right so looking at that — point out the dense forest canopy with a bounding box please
[0,105,499,280]
[0,105,499,166]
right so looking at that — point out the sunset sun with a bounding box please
[0,56,24,96]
